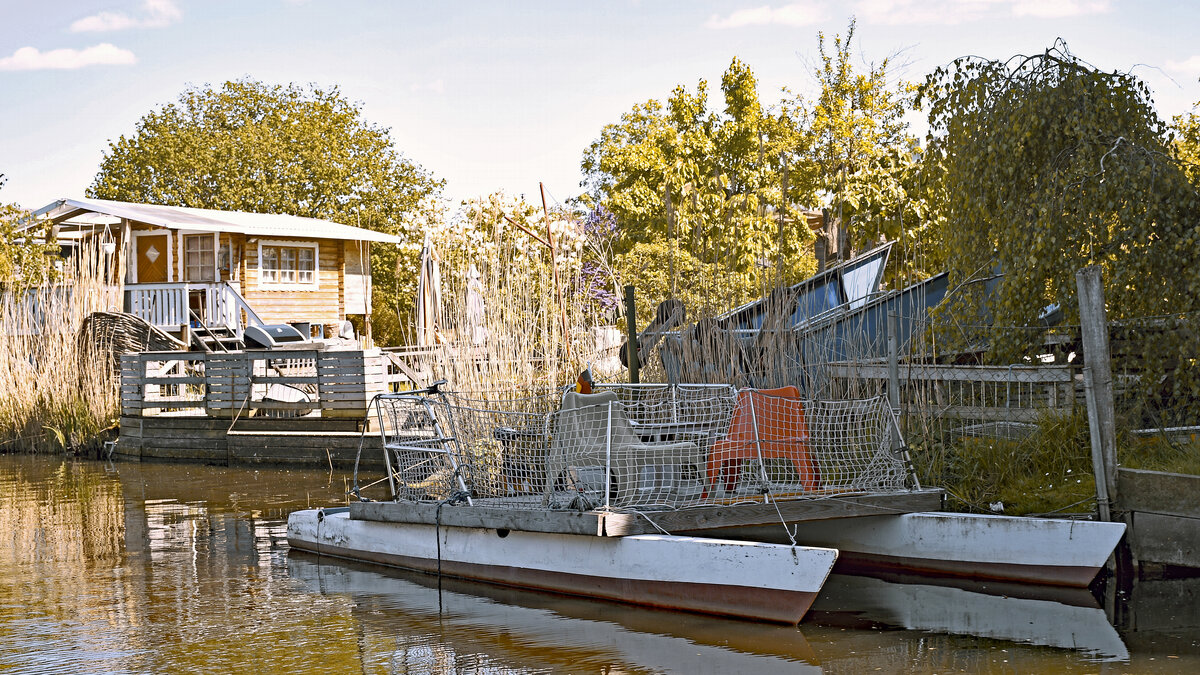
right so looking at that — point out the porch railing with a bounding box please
[124,282,263,339]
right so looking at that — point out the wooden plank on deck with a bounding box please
[351,501,604,536]
[348,489,944,538]
[602,489,946,536]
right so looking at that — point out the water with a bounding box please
[1,455,1197,674]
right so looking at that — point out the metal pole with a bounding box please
[624,285,639,384]
[604,401,613,510]
[1076,265,1117,521]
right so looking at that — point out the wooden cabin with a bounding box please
[29,197,399,345]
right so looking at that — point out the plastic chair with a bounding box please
[704,386,820,497]
[544,390,702,507]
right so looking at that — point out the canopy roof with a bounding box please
[29,197,402,244]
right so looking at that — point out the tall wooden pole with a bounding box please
[624,285,639,384]
[1077,265,1117,521]
[540,183,571,361]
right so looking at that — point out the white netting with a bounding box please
[374,394,468,502]
[368,387,912,512]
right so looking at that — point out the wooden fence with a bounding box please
[829,362,1077,437]
[120,348,389,418]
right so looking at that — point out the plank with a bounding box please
[602,489,946,536]
[1119,468,1200,519]
[351,501,604,536]
[830,363,1074,384]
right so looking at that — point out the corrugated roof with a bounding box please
[34,197,402,244]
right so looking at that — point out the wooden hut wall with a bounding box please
[242,236,344,326]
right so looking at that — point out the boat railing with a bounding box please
[366,385,914,513]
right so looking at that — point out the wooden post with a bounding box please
[540,182,571,361]
[1076,266,1117,521]
[624,285,639,384]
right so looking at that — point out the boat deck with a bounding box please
[350,488,945,537]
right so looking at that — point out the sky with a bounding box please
[1,0,1198,212]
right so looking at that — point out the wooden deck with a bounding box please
[349,488,946,537]
[115,414,385,467]
[117,347,404,466]
[120,347,394,419]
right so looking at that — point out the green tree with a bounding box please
[918,42,1200,358]
[582,57,812,320]
[88,79,444,345]
[795,19,928,280]
[1173,102,1200,185]
[0,174,56,287]
[582,24,921,322]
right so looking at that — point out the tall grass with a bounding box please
[0,244,122,453]
[421,217,604,402]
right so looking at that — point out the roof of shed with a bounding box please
[30,197,402,244]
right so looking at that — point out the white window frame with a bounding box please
[129,229,174,284]
[181,231,219,283]
[257,239,319,291]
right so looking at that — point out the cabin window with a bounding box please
[258,240,318,289]
[184,234,216,282]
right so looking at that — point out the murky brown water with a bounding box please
[1,454,1197,674]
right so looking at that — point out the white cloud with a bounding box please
[70,0,182,33]
[705,3,826,29]
[853,0,993,26]
[1167,55,1200,74]
[0,44,138,71]
[1011,0,1111,18]
[854,0,1111,26]
[410,79,446,95]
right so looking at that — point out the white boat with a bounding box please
[287,506,838,624]
[707,512,1126,587]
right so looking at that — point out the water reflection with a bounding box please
[2,454,1200,674]
[811,573,1129,660]
[290,554,819,673]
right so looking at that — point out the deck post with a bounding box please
[624,285,639,384]
[1076,265,1117,521]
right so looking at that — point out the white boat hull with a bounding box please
[709,512,1126,587]
[287,508,838,623]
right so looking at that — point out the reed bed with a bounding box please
[0,245,122,454]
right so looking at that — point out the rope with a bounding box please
[769,497,798,547]
[434,486,471,609]
[628,509,672,535]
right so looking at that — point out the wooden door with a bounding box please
[136,234,169,283]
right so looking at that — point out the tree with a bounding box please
[1173,102,1200,185]
[88,79,444,344]
[794,19,927,279]
[582,24,921,322]
[582,58,813,320]
[918,42,1200,359]
[0,174,56,287]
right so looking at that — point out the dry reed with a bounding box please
[0,244,122,453]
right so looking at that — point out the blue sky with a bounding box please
[1,1,1198,211]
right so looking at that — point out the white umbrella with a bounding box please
[416,236,442,347]
[466,263,487,346]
